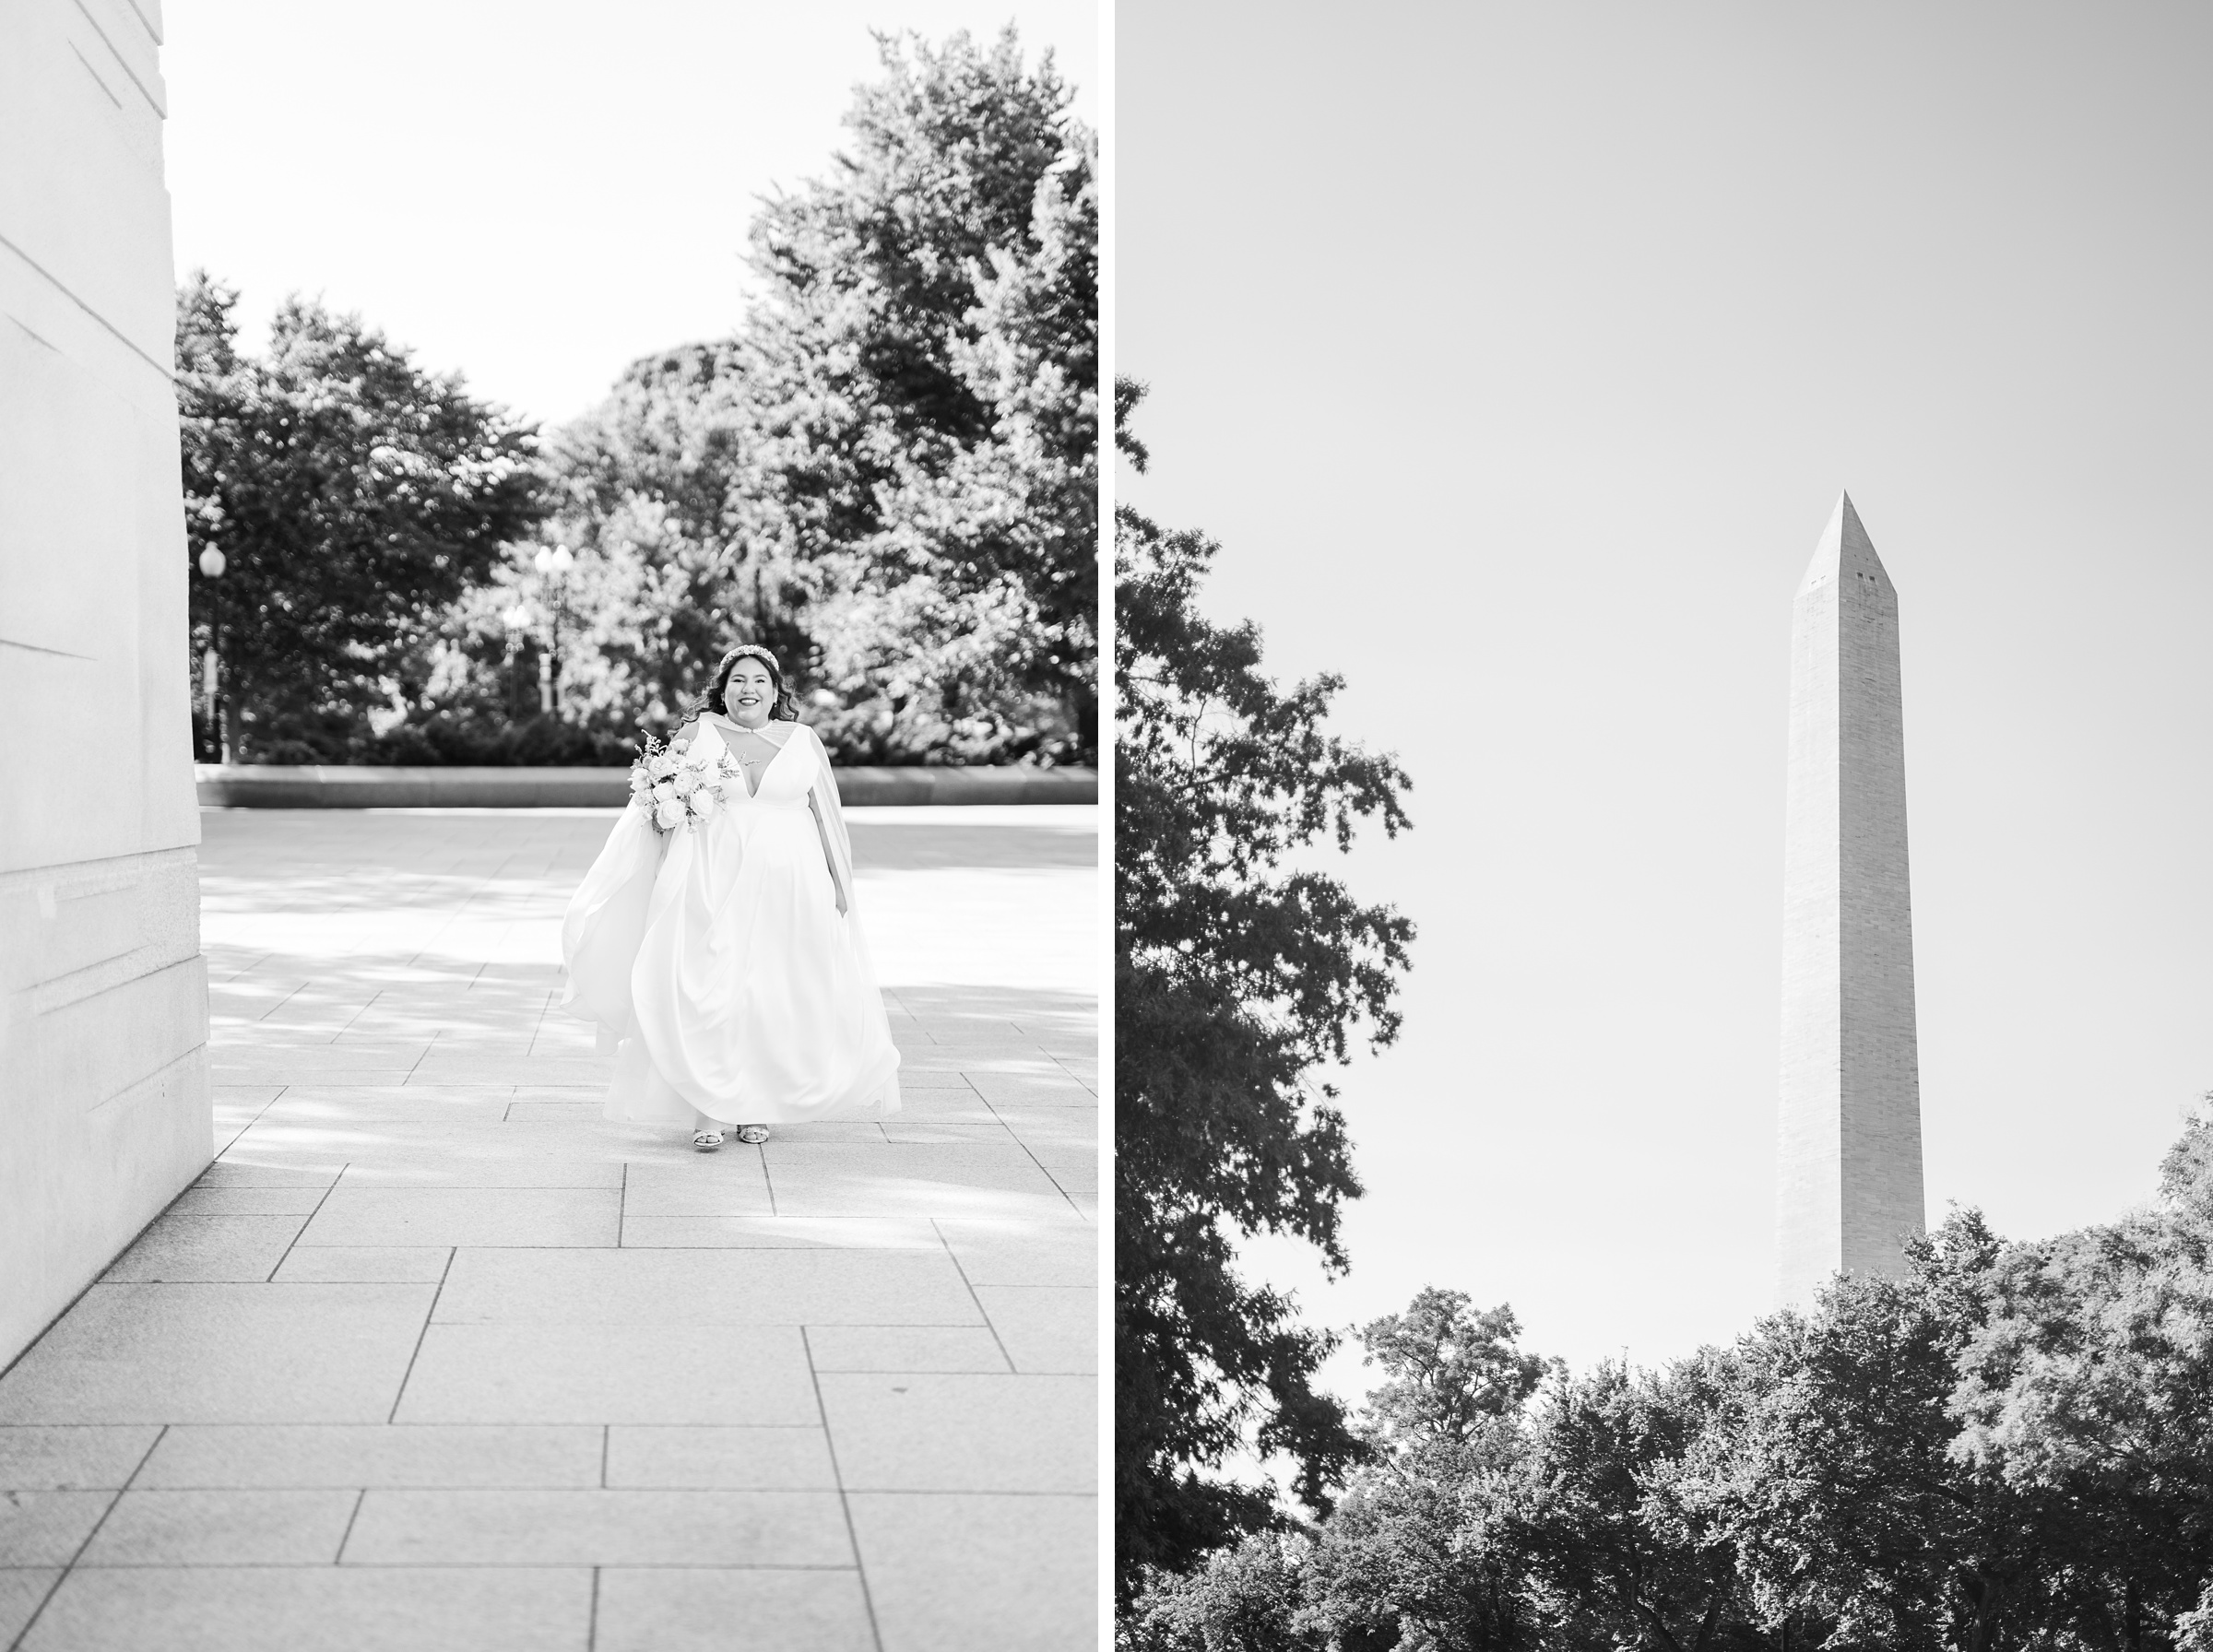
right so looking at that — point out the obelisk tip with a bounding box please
[1801,490,1888,592]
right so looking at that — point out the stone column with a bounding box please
[0,0,209,1365]
[1776,492,1926,1306]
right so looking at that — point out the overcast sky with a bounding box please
[1120,2,2213,1389]
[164,0,1097,428]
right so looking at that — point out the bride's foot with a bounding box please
[691,1129,725,1151]
[737,1125,769,1145]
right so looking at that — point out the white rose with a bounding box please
[648,752,680,778]
[690,787,719,817]
[672,769,701,797]
[655,799,684,831]
[628,769,649,795]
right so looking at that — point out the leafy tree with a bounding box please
[740,26,1097,761]
[1946,1113,2213,1647]
[1359,1291,1553,1460]
[176,273,544,759]
[1116,380,1414,1601]
[527,341,807,737]
[1127,1291,1549,1652]
[1299,1301,1550,1652]
[1674,1218,2053,1651]
[1125,1533,1319,1652]
[1520,1357,1757,1652]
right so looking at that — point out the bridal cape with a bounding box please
[559,718,902,1126]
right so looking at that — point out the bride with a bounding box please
[559,644,902,1148]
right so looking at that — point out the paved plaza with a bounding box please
[0,806,1098,1651]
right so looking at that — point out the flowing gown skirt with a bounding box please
[560,724,901,1126]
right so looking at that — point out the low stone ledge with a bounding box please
[194,764,1097,808]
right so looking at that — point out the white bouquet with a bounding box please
[629,733,740,835]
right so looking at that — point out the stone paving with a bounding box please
[0,806,1098,1652]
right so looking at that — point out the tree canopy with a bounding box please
[1116,379,1414,1601]
[735,25,1098,761]
[178,274,544,761]
[1124,1114,2213,1652]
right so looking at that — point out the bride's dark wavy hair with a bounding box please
[689,644,800,725]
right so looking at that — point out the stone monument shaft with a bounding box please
[1776,492,1925,1304]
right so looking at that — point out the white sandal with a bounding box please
[691,1129,725,1151]
[736,1125,769,1145]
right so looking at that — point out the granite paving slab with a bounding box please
[136,1424,604,1489]
[340,1487,854,1566]
[847,1492,1096,1652]
[805,1326,1012,1374]
[0,1284,436,1424]
[431,1247,984,1328]
[392,1324,821,1425]
[295,1187,621,1247]
[0,1490,112,1566]
[593,1568,876,1652]
[101,1214,310,1284]
[0,1427,162,1492]
[816,1375,1096,1493]
[77,1487,360,1565]
[616,1217,941,1250]
[603,1425,838,1491]
[18,1566,595,1652]
[974,1287,1099,1375]
[0,1573,57,1649]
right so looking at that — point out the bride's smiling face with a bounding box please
[722,660,775,723]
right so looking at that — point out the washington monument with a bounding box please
[1776,493,1926,1305]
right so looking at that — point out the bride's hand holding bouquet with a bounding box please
[629,733,739,835]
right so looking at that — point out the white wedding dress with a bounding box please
[559,718,902,1125]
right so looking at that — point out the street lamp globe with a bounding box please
[500,602,532,632]
[549,543,575,576]
[197,546,226,578]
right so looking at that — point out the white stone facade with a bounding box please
[0,0,208,1364]
[1776,493,1925,1306]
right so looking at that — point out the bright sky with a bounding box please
[163,0,1097,427]
[1120,2,2213,1393]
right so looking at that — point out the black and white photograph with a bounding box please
[10,2,2213,1648]
[1,3,1097,1647]
[1115,5,2213,1648]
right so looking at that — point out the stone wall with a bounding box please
[0,0,208,1365]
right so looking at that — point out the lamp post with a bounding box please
[197,544,228,763]
[531,543,574,719]
[499,601,532,721]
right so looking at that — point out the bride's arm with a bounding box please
[807,790,847,915]
[800,727,852,916]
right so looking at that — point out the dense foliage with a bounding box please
[182,28,1095,766]
[1124,1117,2213,1652]
[1116,380,1414,1602]
[736,25,1098,761]
[178,275,545,762]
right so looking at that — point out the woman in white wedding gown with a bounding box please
[559,645,901,1149]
